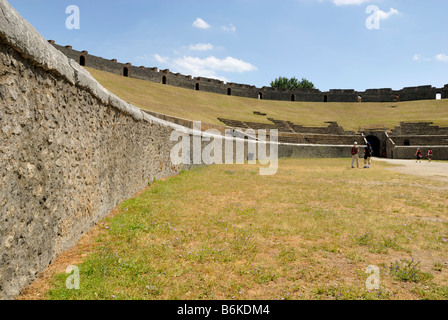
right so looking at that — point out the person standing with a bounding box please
[351,142,360,168]
[415,148,422,163]
[427,148,433,163]
[363,142,373,168]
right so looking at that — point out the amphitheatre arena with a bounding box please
[1,0,447,301]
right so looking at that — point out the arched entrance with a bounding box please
[366,135,381,157]
[79,55,86,66]
[162,76,167,85]
[323,95,328,102]
[123,67,129,77]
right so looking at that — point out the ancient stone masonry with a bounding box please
[50,43,448,103]
[0,36,193,299]
[386,123,448,160]
[0,0,204,299]
[217,118,365,145]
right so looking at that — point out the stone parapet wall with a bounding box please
[390,136,448,146]
[278,144,354,158]
[390,147,448,160]
[0,0,203,299]
[0,36,191,299]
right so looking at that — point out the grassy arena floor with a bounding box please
[86,67,448,131]
[42,158,448,300]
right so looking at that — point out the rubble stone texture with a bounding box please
[0,0,187,299]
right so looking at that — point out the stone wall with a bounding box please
[386,123,448,159]
[0,36,194,299]
[50,43,448,104]
[390,147,448,160]
[391,136,448,146]
[0,0,211,299]
[278,144,354,159]
[391,122,448,136]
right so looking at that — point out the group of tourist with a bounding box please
[351,143,435,168]
[415,148,433,163]
[351,142,373,169]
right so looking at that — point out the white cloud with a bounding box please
[333,0,372,6]
[170,56,257,82]
[377,8,399,20]
[173,56,257,73]
[189,43,214,51]
[193,18,211,29]
[331,1,400,21]
[413,54,432,62]
[154,54,169,64]
[436,54,448,62]
[222,24,237,32]
[152,53,257,82]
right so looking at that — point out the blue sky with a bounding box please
[7,0,448,91]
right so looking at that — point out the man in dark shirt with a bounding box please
[363,142,373,168]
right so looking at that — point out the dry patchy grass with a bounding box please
[22,159,448,300]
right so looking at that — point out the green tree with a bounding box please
[270,76,315,90]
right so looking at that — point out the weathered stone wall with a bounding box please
[390,146,448,160]
[278,144,354,158]
[391,122,448,136]
[0,36,194,299]
[50,43,448,104]
[0,0,208,299]
[391,136,448,146]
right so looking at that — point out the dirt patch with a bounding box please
[375,158,448,183]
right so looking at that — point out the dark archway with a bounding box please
[227,88,232,96]
[258,92,262,100]
[79,55,86,66]
[162,76,167,85]
[123,67,129,77]
[366,135,381,157]
[195,83,200,91]
[323,95,328,103]
[291,94,295,102]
